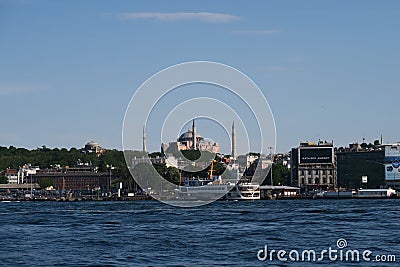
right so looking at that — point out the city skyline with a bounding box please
[1,1,400,153]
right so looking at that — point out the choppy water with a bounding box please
[0,199,399,266]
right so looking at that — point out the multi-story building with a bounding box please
[32,165,111,191]
[291,141,336,192]
[5,169,18,184]
[336,144,385,189]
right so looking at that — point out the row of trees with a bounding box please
[0,145,291,188]
[0,146,134,188]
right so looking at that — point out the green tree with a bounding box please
[264,163,290,185]
[272,163,290,185]
[165,166,180,184]
[38,177,54,189]
[180,150,201,160]
[0,175,8,184]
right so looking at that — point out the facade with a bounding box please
[291,141,336,192]
[336,145,385,189]
[5,169,18,184]
[32,166,111,191]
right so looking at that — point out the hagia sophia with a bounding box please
[160,120,221,154]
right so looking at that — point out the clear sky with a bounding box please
[1,0,399,154]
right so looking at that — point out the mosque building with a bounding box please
[83,140,106,156]
[160,120,221,154]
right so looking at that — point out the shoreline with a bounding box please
[1,195,399,202]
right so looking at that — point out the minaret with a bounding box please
[232,121,237,159]
[192,119,197,150]
[142,125,147,152]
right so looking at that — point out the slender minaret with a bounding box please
[142,125,147,152]
[232,121,237,159]
[192,119,197,150]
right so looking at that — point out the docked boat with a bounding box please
[175,161,260,201]
[225,182,260,200]
[176,178,261,201]
[356,188,397,198]
[176,177,235,201]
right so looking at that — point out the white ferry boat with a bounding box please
[176,177,235,201]
[176,178,260,200]
[225,182,260,200]
[176,161,260,201]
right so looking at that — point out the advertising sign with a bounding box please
[385,145,400,180]
[299,147,333,164]
[385,162,400,181]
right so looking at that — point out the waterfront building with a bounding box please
[259,185,300,199]
[336,143,385,189]
[31,164,111,191]
[290,141,336,192]
[5,169,18,184]
[336,142,400,190]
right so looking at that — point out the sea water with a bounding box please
[0,199,399,266]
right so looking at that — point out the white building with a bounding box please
[18,164,40,184]
[5,169,18,184]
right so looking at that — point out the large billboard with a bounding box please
[385,145,400,181]
[299,147,333,164]
[385,162,400,180]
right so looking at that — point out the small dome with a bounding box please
[86,140,100,147]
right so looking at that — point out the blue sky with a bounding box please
[1,0,399,154]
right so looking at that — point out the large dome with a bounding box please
[178,130,203,142]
